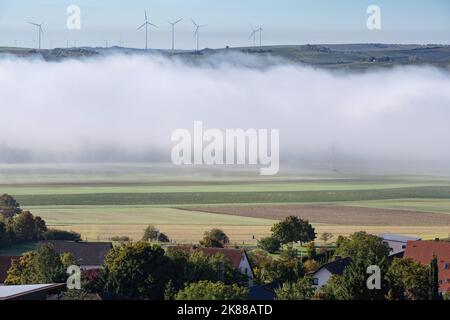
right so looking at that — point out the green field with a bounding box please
[1,164,449,243]
[10,186,450,207]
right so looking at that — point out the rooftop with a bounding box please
[380,233,421,243]
[404,240,450,293]
[311,257,353,276]
[0,283,65,300]
[39,241,112,266]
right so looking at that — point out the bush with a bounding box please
[142,225,159,241]
[276,276,315,300]
[110,236,131,242]
[303,259,320,273]
[142,225,170,243]
[175,281,248,300]
[200,229,229,248]
[257,236,281,254]
[43,229,81,241]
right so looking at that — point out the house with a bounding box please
[39,241,112,270]
[167,246,254,284]
[380,233,421,256]
[0,256,19,284]
[0,283,65,300]
[309,256,353,288]
[404,240,450,294]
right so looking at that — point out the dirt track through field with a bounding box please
[186,205,450,226]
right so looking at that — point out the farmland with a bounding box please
[1,163,449,243]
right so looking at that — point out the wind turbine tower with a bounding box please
[28,21,44,49]
[191,19,207,52]
[257,26,263,47]
[249,26,258,47]
[168,18,183,51]
[138,11,157,50]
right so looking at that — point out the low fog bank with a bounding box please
[0,52,450,173]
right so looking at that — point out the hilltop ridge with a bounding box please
[1,43,450,70]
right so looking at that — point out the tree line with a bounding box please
[0,194,81,246]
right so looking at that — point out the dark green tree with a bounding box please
[175,281,248,300]
[4,244,66,285]
[43,229,81,241]
[257,236,281,254]
[319,232,391,300]
[334,231,390,263]
[385,258,428,300]
[200,229,230,248]
[12,211,37,242]
[428,254,440,300]
[142,225,170,243]
[265,248,304,283]
[102,242,173,300]
[271,216,316,246]
[275,276,315,300]
[142,225,159,241]
[0,220,8,246]
[0,194,22,219]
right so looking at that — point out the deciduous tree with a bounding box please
[385,258,428,300]
[175,281,248,300]
[271,216,315,246]
[200,229,230,248]
[275,276,315,300]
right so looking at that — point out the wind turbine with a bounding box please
[168,18,183,51]
[256,26,263,48]
[138,11,157,50]
[28,21,44,49]
[249,25,258,48]
[191,19,207,52]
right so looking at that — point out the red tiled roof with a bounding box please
[167,246,246,269]
[0,256,20,283]
[404,240,450,293]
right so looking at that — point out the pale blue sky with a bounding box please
[0,0,449,49]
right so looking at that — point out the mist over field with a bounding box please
[0,52,450,171]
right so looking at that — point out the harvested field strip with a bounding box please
[186,205,450,226]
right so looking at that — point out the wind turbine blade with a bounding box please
[28,22,39,27]
[191,19,198,26]
[200,24,207,28]
[148,22,158,28]
[175,18,183,24]
[137,23,146,30]
[145,11,147,21]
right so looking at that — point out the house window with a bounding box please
[312,278,319,286]
[444,263,450,270]
[401,245,406,249]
